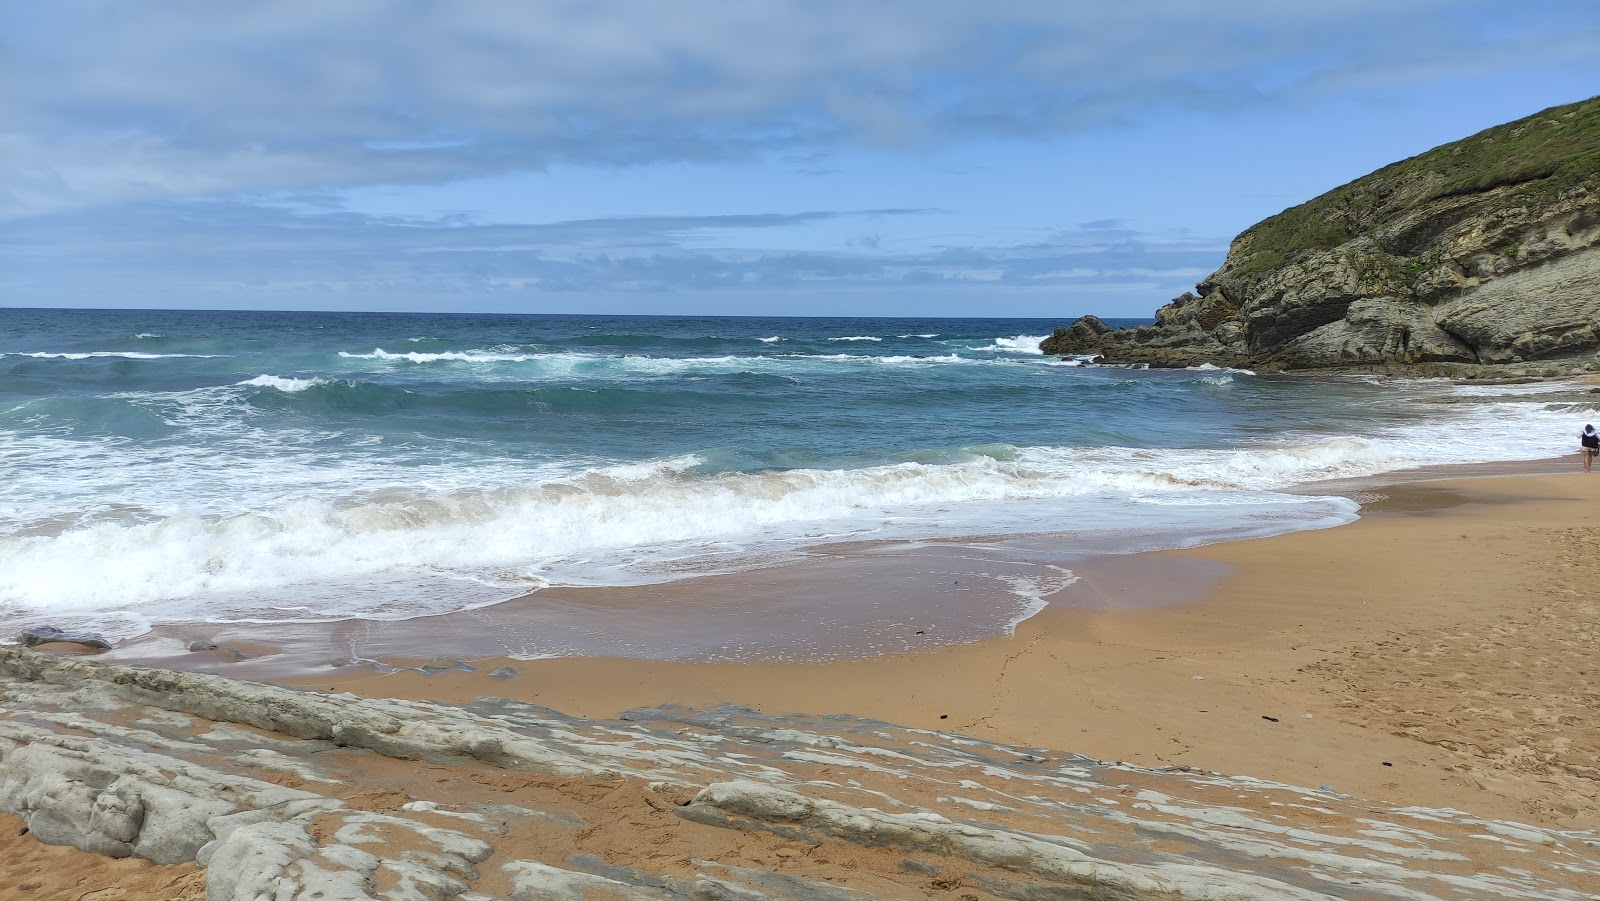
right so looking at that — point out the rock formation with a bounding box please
[4,647,1598,899]
[1044,96,1600,372]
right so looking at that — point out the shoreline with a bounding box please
[7,462,1600,899]
[281,463,1599,829]
[12,458,1599,831]
[77,455,1573,675]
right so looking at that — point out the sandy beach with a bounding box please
[1,812,207,900]
[6,463,1600,899]
[292,465,1600,831]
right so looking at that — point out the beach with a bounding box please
[6,463,1600,898]
[8,8,1600,894]
[280,464,1599,832]
[5,309,1600,895]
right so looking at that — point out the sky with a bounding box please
[2,2,1599,319]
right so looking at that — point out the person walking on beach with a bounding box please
[1582,424,1599,472]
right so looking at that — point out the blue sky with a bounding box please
[3,2,1598,318]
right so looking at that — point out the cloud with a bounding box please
[5,0,1596,215]
[0,201,1219,306]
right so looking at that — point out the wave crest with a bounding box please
[237,375,325,393]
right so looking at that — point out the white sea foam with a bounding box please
[896,333,940,338]
[1186,362,1256,375]
[785,353,974,366]
[0,388,1577,640]
[1,351,220,360]
[1447,381,1582,397]
[339,348,774,375]
[339,348,539,363]
[994,566,1078,634]
[0,448,1342,628]
[588,453,706,482]
[755,336,783,343]
[982,334,1050,354]
[828,336,883,341]
[871,354,967,364]
[133,333,163,339]
[331,347,1028,378]
[237,375,325,393]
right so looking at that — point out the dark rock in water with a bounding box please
[1039,314,1113,356]
[490,666,518,680]
[418,657,476,674]
[19,627,111,650]
[329,656,405,674]
[188,639,246,660]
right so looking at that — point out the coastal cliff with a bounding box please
[1044,96,1600,371]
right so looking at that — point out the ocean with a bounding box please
[0,308,1586,651]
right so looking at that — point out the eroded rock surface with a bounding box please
[3,647,1597,900]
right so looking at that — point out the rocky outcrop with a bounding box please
[1045,97,1600,371]
[4,647,1600,900]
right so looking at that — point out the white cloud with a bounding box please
[6,0,1596,215]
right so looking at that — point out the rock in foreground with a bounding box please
[2,646,1597,900]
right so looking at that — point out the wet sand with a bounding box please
[100,539,1095,674]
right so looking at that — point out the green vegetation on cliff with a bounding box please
[1048,95,1600,371]
[1233,96,1600,279]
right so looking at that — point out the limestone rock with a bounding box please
[502,859,663,900]
[5,647,1599,900]
[204,821,381,901]
[683,780,1327,900]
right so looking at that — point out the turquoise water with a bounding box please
[0,308,1582,641]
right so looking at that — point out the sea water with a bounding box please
[0,308,1587,643]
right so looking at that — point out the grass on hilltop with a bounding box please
[1231,95,1600,279]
